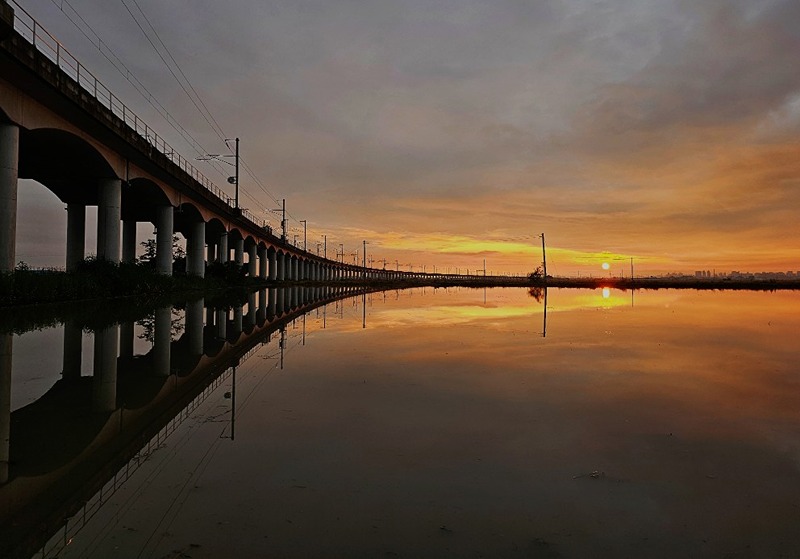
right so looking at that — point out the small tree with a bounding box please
[138,235,185,264]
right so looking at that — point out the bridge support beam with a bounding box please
[122,220,137,264]
[268,249,277,280]
[155,205,173,276]
[0,123,19,273]
[234,238,244,266]
[258,246,268,279]
[247,244,257,277]
[96,178,121,263]
[218,231,228,264]
[66,203,86,271]
[187,220,206,277]
[276,252,285,281]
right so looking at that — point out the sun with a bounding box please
[601,262,610,270]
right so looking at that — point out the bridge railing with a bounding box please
[7,1,236,213]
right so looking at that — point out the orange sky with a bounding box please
[14,0,800,275]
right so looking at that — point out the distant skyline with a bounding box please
[12,0,800,275]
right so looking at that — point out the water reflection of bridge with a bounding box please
[0,285,369,559]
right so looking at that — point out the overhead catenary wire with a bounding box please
[45,0,227,174]
[45,0,291,228]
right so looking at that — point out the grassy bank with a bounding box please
[0,259,257,308]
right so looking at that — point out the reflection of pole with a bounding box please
[362,291,366,329]
[279,327,286,369]
[543,287,548,338]
[302,314,306,346]
[231,366,236,441]
[0,334,12,483]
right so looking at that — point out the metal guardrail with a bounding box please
[7,0,270,230]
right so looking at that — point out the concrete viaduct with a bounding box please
[0,2,471,283]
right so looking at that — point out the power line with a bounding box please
[118,0,227,143]
[128,0,227,140]
[45,0,226,171]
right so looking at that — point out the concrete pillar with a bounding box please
[187,220,206,277]
[96,178,122,263]
[153,306,171,376]
[185,298,204,356]
[277,253,285,281]
[207,241,216,264]
[219,231,229,263]
[0,334,12,483]
[119,321,134,359]
[122,220,137,264]
[291,257,299,281]
[62,320,82,380]
[66,203,86,271]
[268,249,277,280]
[0,124,18,273]
[155,205,173,276]
[92,324,119,412]
[247,244,257,277]
[258,246,268,279]
[234,238,244,266]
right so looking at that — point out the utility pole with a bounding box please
[362,240,367,280]
[280,199,286,242]
[630,257,634,280]
[483,258,486,277]
[324,235,327,259]
[540,233,547,279]
[234,138,239,209]
[299,220,307,251]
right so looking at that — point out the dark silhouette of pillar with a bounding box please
[153,306,171,376]
[97,178,122,263]
[66,203,85,271]
[155,205,173,276]
[62,320,82,380]
[92,324,119,412]
[0,123,18,273]
[0,333,11,483]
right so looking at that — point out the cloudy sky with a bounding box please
[14,0,800,275]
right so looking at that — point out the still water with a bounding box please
[2,287,800,558]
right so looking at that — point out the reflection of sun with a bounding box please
[602,287,610,298]
[601,262,610,270]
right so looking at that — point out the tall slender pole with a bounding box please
[630,257,634,280]
[362,240,367,280]
[540,233,547,279]
[324,235,327,259]
[300,220,307,251]
[281,199,286,242]
[234,137,239,210]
